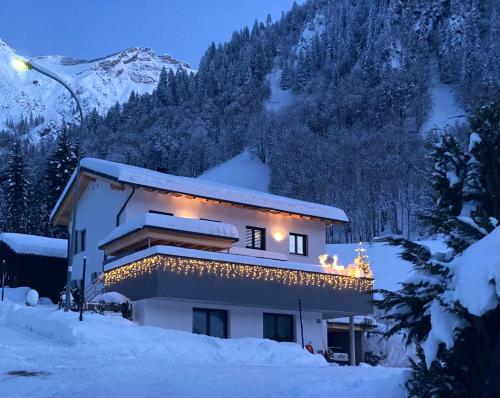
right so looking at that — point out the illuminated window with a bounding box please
[289,233,307,256]
[246,226,266,250]
[193,308,228,338]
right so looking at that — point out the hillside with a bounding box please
[198,150,270,192]
[0,0,498,241]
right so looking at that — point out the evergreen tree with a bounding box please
[43,127,77,236]
[376,99,500,398]
[2,139,30,233]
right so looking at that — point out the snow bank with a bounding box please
[0,232,67,258]
[0,301,326,367]
[1,286,40,306]
[53,157,348,223]
[99,213,239,248]
[199,150,270,192]
[365,332,414,367]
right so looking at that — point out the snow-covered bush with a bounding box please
[25,289,39,306]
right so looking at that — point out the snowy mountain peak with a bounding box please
[0,40,195,134]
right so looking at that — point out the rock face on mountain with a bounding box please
[0,39,194,130]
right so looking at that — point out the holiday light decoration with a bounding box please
[354,242,373,278]
[319,254,363,277]
[319,242,373,279]
[105,254,373,292]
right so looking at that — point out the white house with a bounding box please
[50,158,373,359]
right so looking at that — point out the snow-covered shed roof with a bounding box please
[99,213,239,248]
[51,158,348,224]
[0,232,67,258]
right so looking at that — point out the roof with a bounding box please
[0,232,67,258]
[99,213,239,248]
[51,158,348,224]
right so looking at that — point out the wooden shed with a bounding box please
[0,232,67,302]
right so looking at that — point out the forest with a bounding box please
[1,0,498,242]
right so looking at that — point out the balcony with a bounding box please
[99,213,239,258]
[103,245,373,317]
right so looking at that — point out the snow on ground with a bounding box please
[421,63,467,133]
[0,301,406,398]
[265,69,294,112]
[198,150,270,192]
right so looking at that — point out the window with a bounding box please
[80,229,86,252]
[193,308,228,338]
[73,229,86,254]
[246,226,266,250]
[263,313,294,342]
[289,233,307,256]
[149,210,173,216]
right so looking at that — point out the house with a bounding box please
[0,232,67,302]
[50,158,373,360]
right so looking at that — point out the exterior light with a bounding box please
[272,231,285,241]
[11,58,31,72]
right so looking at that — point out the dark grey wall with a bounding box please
[107,266,373,317]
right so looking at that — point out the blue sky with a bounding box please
[0,0,300,68]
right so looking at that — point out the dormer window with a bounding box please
[246,226,266,250]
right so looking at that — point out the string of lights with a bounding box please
[104,255,373,292]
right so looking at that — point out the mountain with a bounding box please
[0,39,194,134]
[1,0,498,242]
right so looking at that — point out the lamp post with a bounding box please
[12,57,84,312]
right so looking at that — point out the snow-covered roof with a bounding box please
[51,158,348,224]
[104,244,354,276]
[0,232,67,258]
[99,213,239,248]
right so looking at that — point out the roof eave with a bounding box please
[50,166,350,226]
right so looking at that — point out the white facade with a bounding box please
[69,176,329,283]
[133,297,327,351]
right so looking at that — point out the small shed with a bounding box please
[0,232,67,302]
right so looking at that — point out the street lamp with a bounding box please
[12,57,84,312]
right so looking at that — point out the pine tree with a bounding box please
[43,127,77,237]
[2,139,30,233]
[376,99,500,397]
